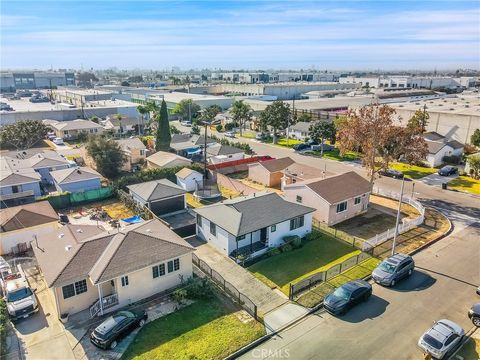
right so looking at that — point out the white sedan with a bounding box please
[52,137,65,145]
[224,131,236,138]
[418,319,464,359]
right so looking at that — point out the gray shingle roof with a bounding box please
[50,119,103,131]
[0,201,58,231]
[146,151,192,167]
[446,140,464,150]
[127,179,186,201]
[50,166,101,184]
[426,140,447,154]
[194,192,315,236]
[258,157,295,173]
[207,144,244,156]
[176,167,202,179]
[115,138,146,151]
[290,121,312,133]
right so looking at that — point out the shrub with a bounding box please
[185,277,214,299]
[224,122,235,131]
[280,243,293,252]
[0,299,7,357]
[172,288,188,306]
[442,155,461,165]
[268,248,281,257]
[292,236,302,249]
[215,124,223,132]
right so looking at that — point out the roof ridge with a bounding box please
[131,228,195,251]
[89,232,126,284]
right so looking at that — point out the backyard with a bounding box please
[248,231,359,295]
[389,162,437,179]
[122,297,264,360]
[448,176,480,195]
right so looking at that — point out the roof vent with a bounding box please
[77,169,81,174]
[145,229,151,233]
[65,245,72,252]
[58,233,65,239]
[76,229,83,233]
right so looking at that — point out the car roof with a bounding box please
[342,279,368,291]
[426,319,462,343]
[385,253,410,265]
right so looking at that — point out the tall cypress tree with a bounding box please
[155,100,171,151]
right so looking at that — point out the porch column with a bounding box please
[97,284,104,316]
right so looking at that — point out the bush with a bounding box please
[280,243,293,252]
[224,122,235,131]
[215,124,223,132]
[185,277,214,299]
[0,299,7,357]
[268,248,281,257]
[442,155,461,165]
[292,236,302,249]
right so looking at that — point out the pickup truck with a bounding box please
[2,264,38,321]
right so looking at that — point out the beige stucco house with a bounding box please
[115,138,149,172]
[45,119,104,140]
[283,171,371,226]
[247,157,294,187]
[146,151,192,170]
[32,219,194,319]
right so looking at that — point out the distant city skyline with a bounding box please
[2,1,479,70]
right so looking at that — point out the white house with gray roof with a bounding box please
[207,144,245,165]
[51,166,102,193]
[32,219,194,319]
[193,192,314,258]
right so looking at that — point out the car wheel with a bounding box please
[139,319,145,327]
[110,340,117,350]
[390,279,396,287]
[472,316,480,327]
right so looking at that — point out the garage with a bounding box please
[150,195,185,216]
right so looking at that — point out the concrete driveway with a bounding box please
[419,173,458,186]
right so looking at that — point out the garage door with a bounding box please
[151,196,184,216]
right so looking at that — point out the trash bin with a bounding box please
[442,182,447,190]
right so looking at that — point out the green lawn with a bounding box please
[122,297,265,360]
[319,149,360,162]
[248,231,358,295]
[448,176,480,195]
[389,163,436,179]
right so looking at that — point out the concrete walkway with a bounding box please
[418,172,458,186]
[192,241,288,317]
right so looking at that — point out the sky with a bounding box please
[1,0,479,70]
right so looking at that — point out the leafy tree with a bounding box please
[0,120,48,150]
[309,122,336,156]
[407,108,429,133]
[172,99,201,121]
[191,123,201,135]
[379,126,428,168]
[215,124,223,132]
[297,112,313,122]
[230,100,252,136]
[224,122,235,131]
[86,135,126,178]
[259,101,291,143]
[467,154,480,179]
[471,128,480,147]
[170,125,181,134]
[337,105,401,186]
[76,72,98,88]
[121,81,130,87]
[199,105,222,123]
[155,100,171,151]
[89,115,99,124]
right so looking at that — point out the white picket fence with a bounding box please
[362,187,425,251]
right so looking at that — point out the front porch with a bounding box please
[230,227,270,260]
[89,280,120,318]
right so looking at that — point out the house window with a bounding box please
[62,279,87,299]
[271,225,276,232]
[354,197,361,205]
[12,185,20,193]
[196,214,202,227]
[336,201,348,213]
[296,195,302,203]
[64,130,69,135]
[121,276,129,287]
[237,234,246,241]
[174,258,180,271]
[210,222,216,236]
[152,263,166,278]
[290,216,305,230]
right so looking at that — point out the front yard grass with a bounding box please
[248,231,358,295]
[122,297,265,360]
[389,162,436,179]
[448,176,480,195]
[319,149,360,162]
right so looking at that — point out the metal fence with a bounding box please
[289,252,371,299]
[362,188,425,251]
[192,253,257,319]
[312,219,363,248]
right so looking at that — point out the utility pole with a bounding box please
[203,121,209,180]
[391,176,406,255]
[422,104,427,133]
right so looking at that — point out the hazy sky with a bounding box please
[2,0,479,70]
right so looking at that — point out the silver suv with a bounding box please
[418,319,464,359]
[372,253,414,287]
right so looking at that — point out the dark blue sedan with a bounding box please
[324,280,372,315]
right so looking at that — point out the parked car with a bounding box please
[255,132,265,140]
[90,310,148,350]
[379,168,404,179]
[293,143,310,152]
[372,253,414,287]
[468,304,480,327]
[180,120,192,127]
[2,264,38,321]
[438,165,458,176]
[310,143,335,152]
[418,319,464,359]
[224,131,236,138]
[52,137,64,145]
[324,280,372,315]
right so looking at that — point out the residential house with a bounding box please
[0,201,59,255]
[103,115,144,135]
[423,132,464,167]
[45,119,104,140]
[289,121,313,141]
[32,219,194,319]
[146,151,192,170]
[115,138,149,172]
[170,134,217,158]
[247,157,295,187]
[176,168,204,192]
[194,192,315,258]
[128,179,186,216]
[283,171,371,226]
[207,144,245,165]
[281,162,328,188]
[0,159,42,208]
[51,166,102,193]
[3,150,71,184]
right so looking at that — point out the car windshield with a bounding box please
[332,286,351,301]
[379,261,396,274]
[7,287,32,302]
[423,334,443,350]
